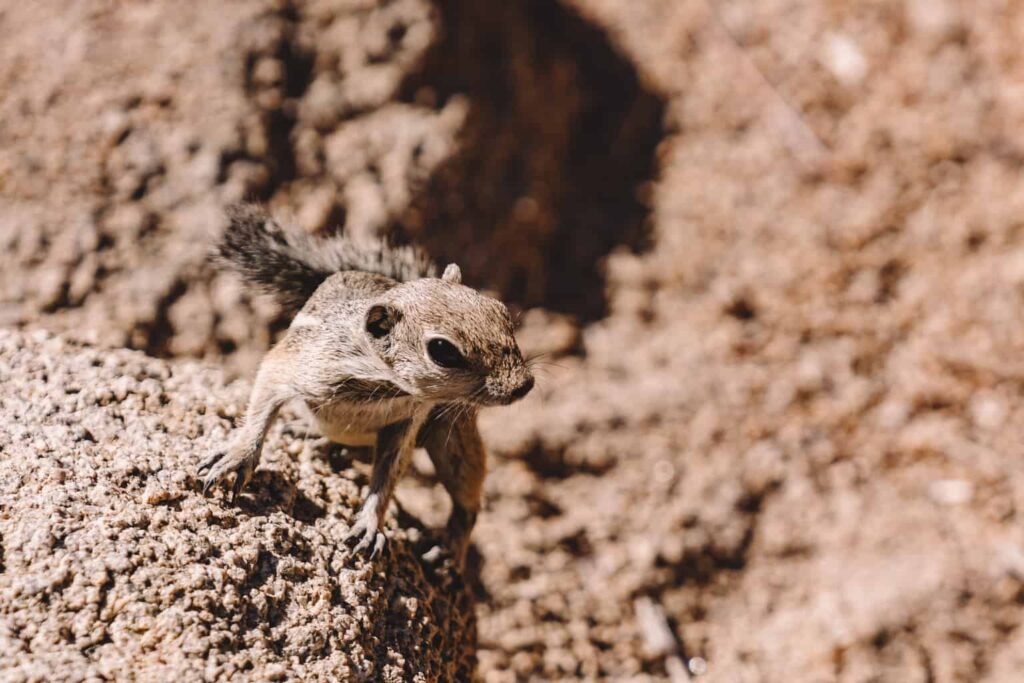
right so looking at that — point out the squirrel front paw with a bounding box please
[197,448,256,502]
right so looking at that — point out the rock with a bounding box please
[928,478,975,506]
[0,330,475,681]
[821,33,869,87]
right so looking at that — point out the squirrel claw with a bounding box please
[196,451,224,481]
[345,517,386,560]
[347,529,386,559]
[197,450,254,501]
[368,532,387,560]
[229,470,249,503]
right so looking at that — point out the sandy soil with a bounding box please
[4,0,1024,680]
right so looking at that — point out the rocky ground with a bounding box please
[5,0,1024,680]
[0,330,475,681]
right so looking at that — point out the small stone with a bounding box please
[905,0,959,39]
[251,58,283,87]
[37,265,69,310]
[688,656,708,676]
[970,394,1007,431]
[928,479,974,506]
[821,33,868,86]
[877,400,910,429]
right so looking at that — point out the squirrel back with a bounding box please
[216,203,436,314]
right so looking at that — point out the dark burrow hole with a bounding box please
[137,0,663,368]
[396,0,666,322]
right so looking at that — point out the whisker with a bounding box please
[443,403,463,448]
[527,360,568,371]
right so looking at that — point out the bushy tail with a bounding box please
[215,204,435,314]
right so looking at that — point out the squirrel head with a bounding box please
[364,272,534,406]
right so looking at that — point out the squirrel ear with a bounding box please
[442,263,462,284]
[366,304,400,338]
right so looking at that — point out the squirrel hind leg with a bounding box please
[417,405,485,570]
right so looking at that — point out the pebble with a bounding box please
[822,33,868,86]
[928,479,974,506]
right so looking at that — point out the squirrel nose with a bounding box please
[509,376,534,401]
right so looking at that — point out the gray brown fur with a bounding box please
[199,204,534,568]
[215,203,436,315]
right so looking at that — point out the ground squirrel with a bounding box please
[198,204,534,567]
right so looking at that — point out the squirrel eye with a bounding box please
[427,338,465,369]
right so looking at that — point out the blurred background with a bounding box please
[3,0,1024,680]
